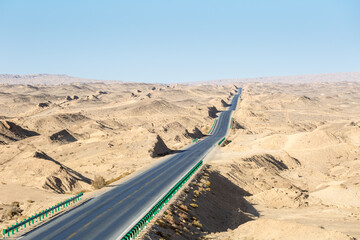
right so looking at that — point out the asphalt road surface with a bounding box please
[20,88,242,240]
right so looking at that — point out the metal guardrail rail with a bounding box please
[121,160,203,240]
[121,113,227,239]
[218,137,226,146]
[208,118,217,134]
[2,89,241,239]
[2,193,83,239]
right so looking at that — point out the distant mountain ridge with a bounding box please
[189,72,360,85]
[0,74,104,85]
[1,72,359,85]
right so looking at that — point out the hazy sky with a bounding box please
[0,0,359,83]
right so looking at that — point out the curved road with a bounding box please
[20,88,242,240]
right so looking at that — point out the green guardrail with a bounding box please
[121,160,203,240]
[2,192,83,239]
[208,118,217,134]
[218,137,226,146]
[230,117,234,129]
[192,138,199,143]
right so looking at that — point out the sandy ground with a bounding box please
[207,81,360,239]
[1,74,359,240]
[0,81,236,235]
[143,81,360,240]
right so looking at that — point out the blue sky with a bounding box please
[0,0,359,83]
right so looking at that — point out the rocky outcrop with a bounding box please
[49,129,77,144]
[0,121,39,144]
[208,106,219,118]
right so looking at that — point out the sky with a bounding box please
[0,0,359,83]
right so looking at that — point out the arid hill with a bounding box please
[0,81,235,234]
[143,81,360,240]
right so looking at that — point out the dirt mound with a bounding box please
[25,84,39,90]
[55,113,88,122]
[232,120,245,129]
[213,152,302,198]
[0,202,23,221]
[5,149,91,194]
[37,152,91,193]
[43,166,85,194]
[221,99,229,107]
[38,102,50,108]
[348,121,360,127]
[311,182,360,207]
[127,100,183,116]
[297,95,313,101]
[0,121,39,144]
[163,122,185,132]
[161,122,188,141]
[49,129,77,143]
[208,106,219,118]
[293,95,319,107]
[285,128,344,150]
[173,98,199,107]
[184,127,204,139]
[33,151,52,159]
[26,113,89,134]
[249,187,309,208]
[241,154,290,171]
[83,95,99,101]
[148,135,172,158]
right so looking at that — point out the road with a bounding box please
[20,88,242,240]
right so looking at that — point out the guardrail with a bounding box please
[2,192,83,239]
[218,137,226,146]
[230,117,234,129]
[192,138,199,143]
[123,94,235,239]
[208,118,217,134]
[121,160,203,240]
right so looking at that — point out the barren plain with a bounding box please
[0,73,359,240]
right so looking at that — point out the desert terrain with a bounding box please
[0,78,235,236]
[144,81,360,240]
[0,73,359,240]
